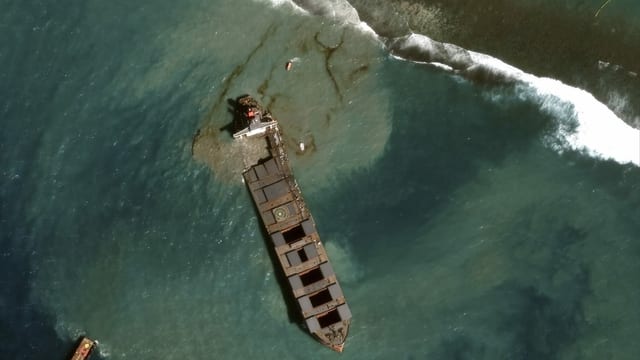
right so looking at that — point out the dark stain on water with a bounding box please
[257,58,282,99]
[426,272,590,359]
[469,207,591,359]
[483,205,593,358]
[203,24,278,125]
[265,92,284,111]
[348,64,370,83]
[313,30,346,104]
[496,282,588,360]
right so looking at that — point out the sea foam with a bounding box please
[261,0,378,37]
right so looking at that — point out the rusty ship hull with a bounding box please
[234,96,352,351]
[69,337,97,360]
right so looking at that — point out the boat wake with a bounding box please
[261,0,640,167]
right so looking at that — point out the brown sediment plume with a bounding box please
[191,25,279,184]
[192,22,391,188]
[191,126,244,184]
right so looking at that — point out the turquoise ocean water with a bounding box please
[2,0,640,359]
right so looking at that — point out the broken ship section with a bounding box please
[234,98,352,352]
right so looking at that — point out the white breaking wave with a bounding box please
[287,0,362,24]
[259,0,640,166]
[253,0,309,15]
[522,76,640,165]
[259,0,378,37]
[390,33,640,166]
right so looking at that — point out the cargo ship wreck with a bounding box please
[232,95,352,352]
[69,336,97,360]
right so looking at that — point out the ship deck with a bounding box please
[240,123,352,352]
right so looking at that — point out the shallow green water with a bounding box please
[1,0,639,359]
